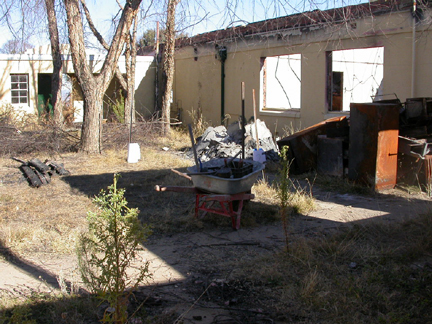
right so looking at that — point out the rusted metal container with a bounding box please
[277,116,347,174]
[348,103,399,191]
[317,135,346,177]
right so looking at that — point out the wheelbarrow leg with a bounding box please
[195,193,217,219]
[194,192,254,230]
[232,199,245,230]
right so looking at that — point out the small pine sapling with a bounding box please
[78,174,151,323]
[278,146,293,252]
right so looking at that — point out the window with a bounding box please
[11,74,29,105]
[261,54,301,110]
[327,47,384,112]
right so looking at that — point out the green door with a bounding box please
[37,74,53,117]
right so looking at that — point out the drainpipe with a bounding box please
[218,46,227,125]
[411,0,416,98]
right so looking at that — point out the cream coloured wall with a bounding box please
[415,33,432,98]
[0,53,155,118]
[174,8,432,136]
[175,46,221,124]
[0,55,53,114]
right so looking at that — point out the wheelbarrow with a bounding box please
[155,158,264,230]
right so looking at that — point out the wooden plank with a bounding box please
[20,165,43,187]
[11,157,27,165]
[28,158,50,173]
[47,161,70,176]
[34,169,50,185]
[171,169,192,181]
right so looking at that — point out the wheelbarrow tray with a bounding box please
[187,158,264,194]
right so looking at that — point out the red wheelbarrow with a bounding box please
[155,158,263,230]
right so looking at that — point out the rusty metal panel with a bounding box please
[277,116,347,174]
[348,103,399,191]
[317,135,345,177]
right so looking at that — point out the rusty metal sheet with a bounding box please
[277,116,346,174]
[348,103,399,191]
[317,135,345,177]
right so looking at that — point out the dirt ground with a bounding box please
[1,154,432,323]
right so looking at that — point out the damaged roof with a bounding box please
[176,0,417,48]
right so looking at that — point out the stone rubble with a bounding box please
[188,119,279,162]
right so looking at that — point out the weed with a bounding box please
[229,212,432,323]
[1,304,36,324]
[0,103,39,131]
[278,146,292,251]
[277,146,316,251]
[188,106,210,138]
[77,174,152,323]
[280,121,302,138]
[110,94,125,123]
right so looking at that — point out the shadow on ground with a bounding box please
[2,167,432,323]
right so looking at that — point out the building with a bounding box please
[173,0,432,135]
[0,45,155,122]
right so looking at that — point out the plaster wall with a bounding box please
[0,54,154,118]
[0,55,53,114]
[173,8,432,135]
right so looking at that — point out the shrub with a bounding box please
[78,174,152,323]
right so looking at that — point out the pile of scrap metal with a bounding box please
[277,97,432,192]
[397,97,432,191]
[277,116,349,176]
[13,157,70,188]
[188,119,279,162]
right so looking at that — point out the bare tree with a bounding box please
[124,16,138,125]
[63,0,142,153]
[161,0,179,136]
[81,0,152,126]
[0,39,33,54]
[0,1,64,125]
[45,0,64,127]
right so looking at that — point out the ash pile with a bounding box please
[188,119,279,162]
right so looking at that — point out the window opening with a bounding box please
[261,54,301,110]
[327,47,384,112]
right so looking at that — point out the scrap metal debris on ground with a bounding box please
[188,119,279,162]
[276,96,432,193]
[12,157,70,188]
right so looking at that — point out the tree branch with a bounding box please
[80,0,127,90]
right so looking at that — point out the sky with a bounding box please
[0,0,364,50]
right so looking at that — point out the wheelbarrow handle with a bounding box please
[154,185,197,193]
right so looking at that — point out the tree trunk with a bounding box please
[161,0,179,136]
[124,17,138,125]
[124,45,132,125]
[45,0,64,127]
[64,0,142,153]
[81,91,104,153]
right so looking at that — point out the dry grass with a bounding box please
[0,122,195,256]
[313,173,374,196]
[0,122,285,257]
[227,214,432,323]
[1,115,432,323]
[0,158,91,255]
